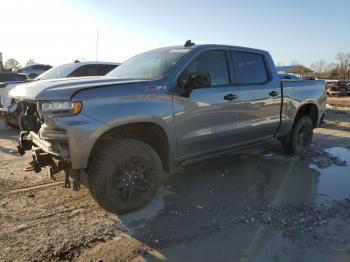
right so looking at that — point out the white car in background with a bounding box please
[36,61,120,80]
[0,61,120,128]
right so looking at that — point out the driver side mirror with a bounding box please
[187,72,211,89]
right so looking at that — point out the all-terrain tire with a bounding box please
[88,139,163,214]
[281,115,313,155]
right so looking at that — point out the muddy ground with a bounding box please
[1,97,350,262]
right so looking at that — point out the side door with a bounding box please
[173,50,240,159]
[231,51,281,142]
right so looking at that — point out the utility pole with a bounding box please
[0,52,3,72]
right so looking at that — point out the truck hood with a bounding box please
[9,76,147,101]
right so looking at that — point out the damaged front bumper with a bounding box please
[18,130,80,189]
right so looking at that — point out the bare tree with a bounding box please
[310,60,327,77]
[26,59,36,66]
[326,63,337,72]
[276,62,284,67]
[290,60,299,66]
[336,52,350,79]
[4,58,20,70]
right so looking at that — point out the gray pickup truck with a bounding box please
[10,41,326,213]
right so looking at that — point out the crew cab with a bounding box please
[10,41,326,214]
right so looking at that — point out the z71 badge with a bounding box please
[145,85,167,92]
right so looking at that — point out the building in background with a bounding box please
[276,65,314,79]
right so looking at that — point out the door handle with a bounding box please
[269,91,279,97]
[224,93,238,100]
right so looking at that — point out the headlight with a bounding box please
[40,101,82,116]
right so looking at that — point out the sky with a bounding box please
[1,0,349,68]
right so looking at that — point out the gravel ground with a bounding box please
[0,98,350,262]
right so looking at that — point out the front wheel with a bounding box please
[88,139,163,214]
[281,115,314,155]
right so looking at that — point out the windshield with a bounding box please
[107,48,190,80]
[36,64,76,80]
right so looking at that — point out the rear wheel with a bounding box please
[281,115,313,154]
[88,139,162,214]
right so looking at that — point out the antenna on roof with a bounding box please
[184,40,195,47]
[95,28,99,62]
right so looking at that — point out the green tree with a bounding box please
[4,58,20,70]
[26,59,36,66]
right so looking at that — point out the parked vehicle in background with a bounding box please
[14,64,52,78]
[324,80,339,95]
[0,72,29,127]
[302,76,317,80]
[278,74,300,80]
[328,80,350,96]
[36,61,120,80]
[11,42,326,214]
[1,61,120,129]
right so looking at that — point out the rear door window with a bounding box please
[232,51,268,84]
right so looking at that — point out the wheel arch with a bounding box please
[293,102,319,128]
[88,121,172,174]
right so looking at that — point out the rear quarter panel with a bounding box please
[278,80,327,137]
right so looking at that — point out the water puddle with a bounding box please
[310,147,350,206]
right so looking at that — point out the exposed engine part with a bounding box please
[30,147,56,173]
[21,102,42,132]
[28,145,80,191]
[17,131,32,155]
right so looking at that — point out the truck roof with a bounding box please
[151,44,269,54]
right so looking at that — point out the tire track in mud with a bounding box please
[7,180,65,194]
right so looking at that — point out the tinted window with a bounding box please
[0,73,27,82]
[232,52,268,84]
[37,64,77,80]
[182,50,229,87]
[0,73,12,82]
[69,65,98,77]
[97,64,118,76]
[13,74,28,81]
